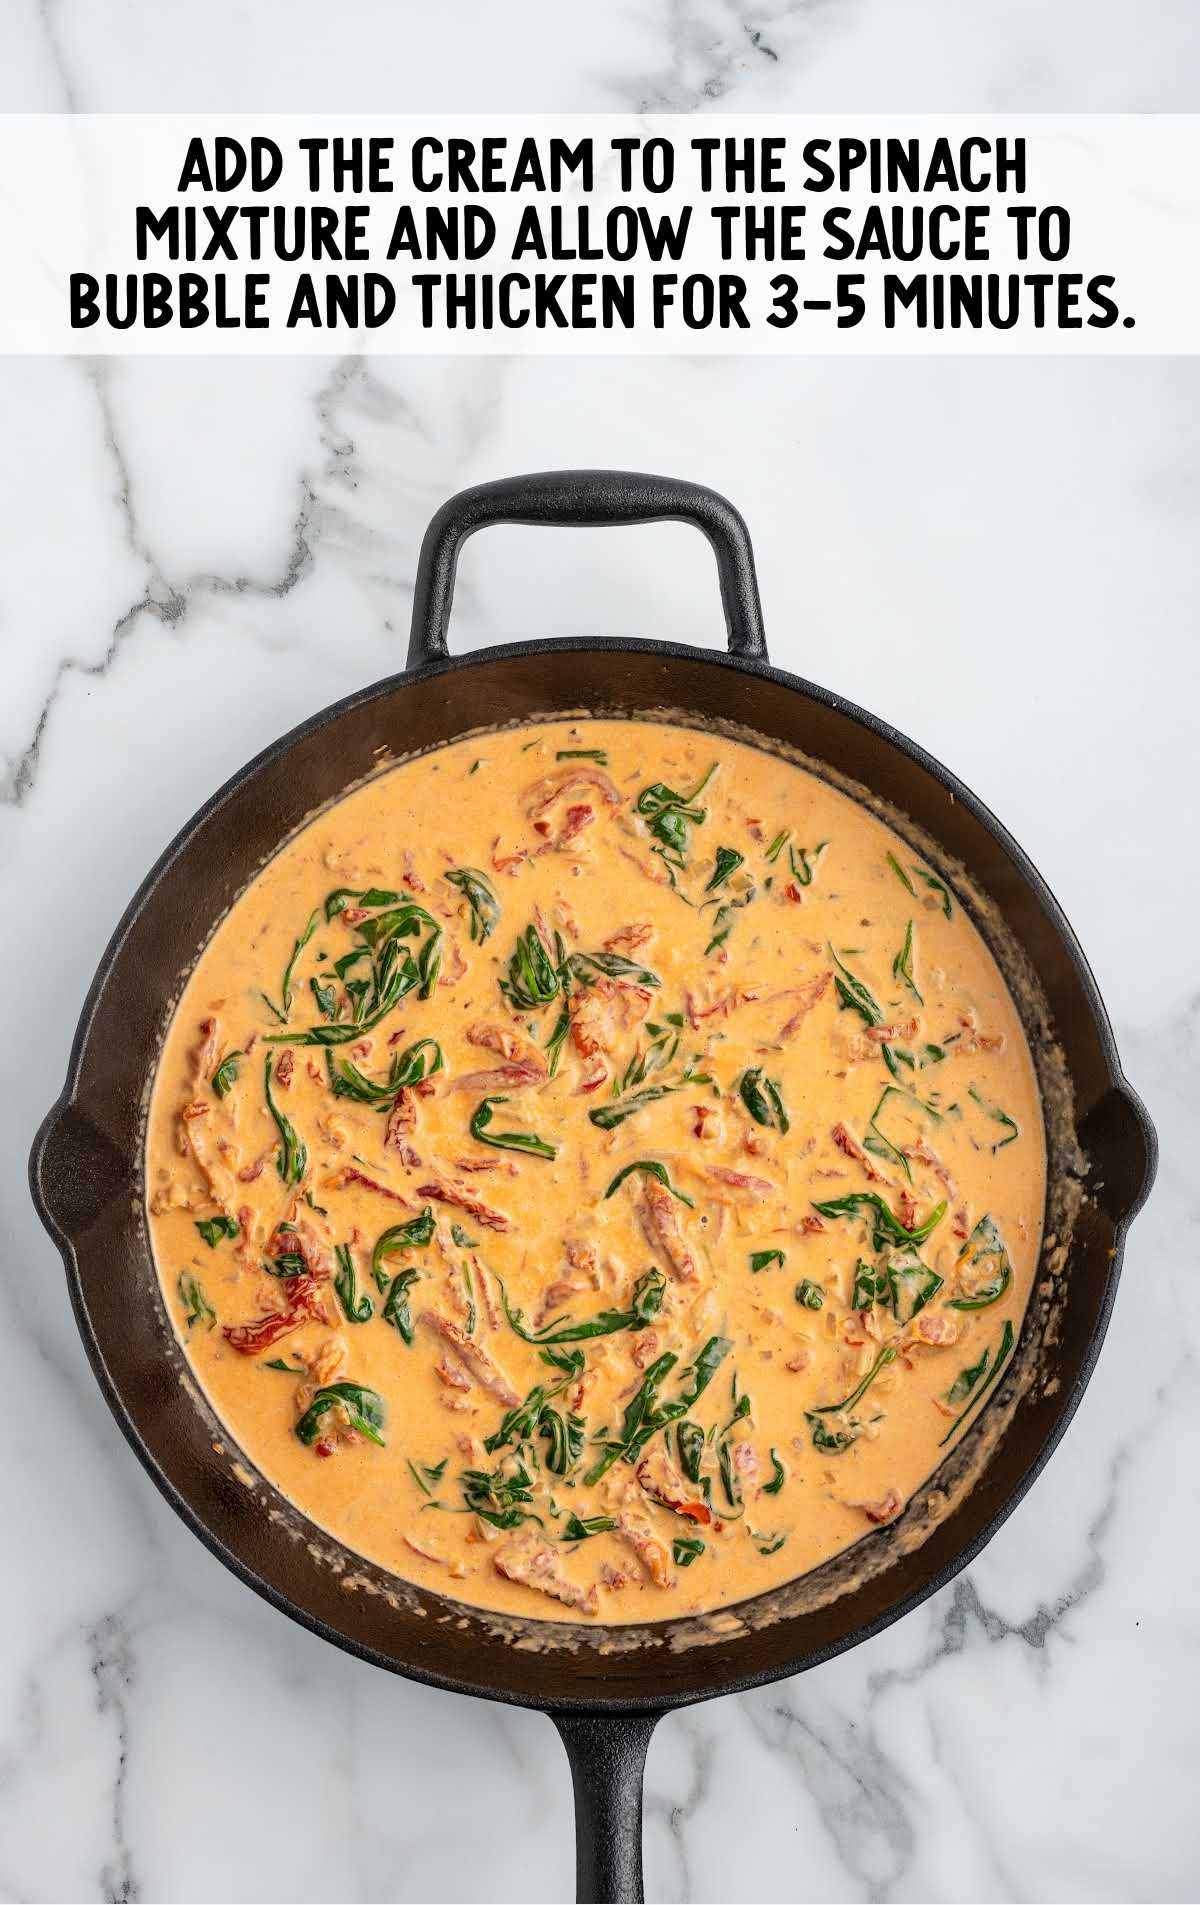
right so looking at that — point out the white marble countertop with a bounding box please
[2,10,1198,1904]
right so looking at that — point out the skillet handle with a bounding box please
[406,468,768,668]
[1079,1078,1159,1225]
[552,1710,661,1904]
[30,1097,125,1245]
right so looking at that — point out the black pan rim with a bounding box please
[30,632,1156,1713]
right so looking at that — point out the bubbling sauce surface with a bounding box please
[148,721,1044,1623]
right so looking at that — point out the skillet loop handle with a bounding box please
[1078,1078,1158,1226]
[29,1098,126,1247]
[406,469,768,669]
[552,1710,661,1905]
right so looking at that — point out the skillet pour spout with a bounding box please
[30,470,1155,1905]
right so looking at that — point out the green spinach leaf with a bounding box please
[886,1248,943,1323]
[334,1243,374,1323]
[281,908,320,1014]
[635,764,717,877]
[787,840,827,886]
[968,1084,1020,1151]
[584,1334,732,1483]
[938,1320,1015,1445]
[501,924,565,1011]
[946,1214,1013,1310]
[499,1268,665,1345]
[371,1208,435,1292]
[562,1513,618,1541]
[264,1053,307,1186]
[762,1449,787,1495]
[326,1037,443,1107]
[460,1460,539,1531]
[445,867,501,944]
[738,1067,789,1133]
[177,1272,216,1331]
[195,1214,239,1249]
[892,919,922,1003]
[211,1051,243,1098]
[470,1095,558,1160]
[705,846,744,893]
[813,1191,947,1254]
[382,1269,421,1344]
[806,1345,897,1451]
[295,1382,386,1448]
[829,946,883,1027]
[819,1181,948,1257]
[604,1159,694,1207]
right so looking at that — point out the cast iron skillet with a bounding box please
[30,471,1156,1904]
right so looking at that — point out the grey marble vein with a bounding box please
[89,1615,139,1905]
[34,0,81,114]
[631,0,802,112]
[2,356,361,807]
[869,1450,1134,1695]
[745,1690,919,1902]
[924,1701,1025,1902]
[645,1710,717,1902]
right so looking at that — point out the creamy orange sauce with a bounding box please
[147,720,1044,1623]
